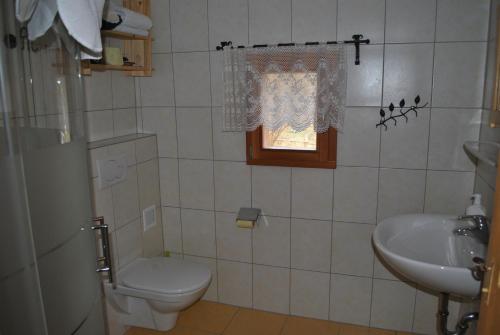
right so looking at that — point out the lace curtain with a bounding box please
[222,44,346,133]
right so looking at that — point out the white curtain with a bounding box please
[223,44,346,133]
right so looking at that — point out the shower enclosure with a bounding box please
[0,1,106,334]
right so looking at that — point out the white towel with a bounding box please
[112,24,149,37]
[16,0,105,59]
[15,0,38,21]
[107,2,152,31]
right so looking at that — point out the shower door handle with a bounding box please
[91,217,113,284]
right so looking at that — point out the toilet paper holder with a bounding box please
[236,208,261,228]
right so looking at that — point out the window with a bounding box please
[247,126,337,169]
[222,45,344,169]
[246,71,337,169]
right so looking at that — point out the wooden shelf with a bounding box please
[81,0,152,77]
[101,30,149,40]
[88,63,145,71]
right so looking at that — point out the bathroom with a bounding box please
[1,0,500,334]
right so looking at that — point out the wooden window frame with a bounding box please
[246,127,337,169]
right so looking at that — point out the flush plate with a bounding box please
[97,155,128,189]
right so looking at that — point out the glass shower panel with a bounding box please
[1,1,106,334]
[0,2,48,334]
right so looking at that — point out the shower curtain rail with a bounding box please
[215,34,370,65]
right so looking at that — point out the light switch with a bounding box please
[97,155,128,189]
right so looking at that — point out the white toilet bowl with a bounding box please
[104,257,211,331]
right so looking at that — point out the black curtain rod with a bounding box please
[216,34,370,65]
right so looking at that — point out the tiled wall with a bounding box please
[84,71,139,142]
[87,134,164,335]
[84,0,491,334]
[87,134,163,272]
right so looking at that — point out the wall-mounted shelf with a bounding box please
[81,0,152,77]
[463,141,500,167]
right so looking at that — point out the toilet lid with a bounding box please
[120,258,211,294]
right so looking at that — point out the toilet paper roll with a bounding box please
[236,219,254,228]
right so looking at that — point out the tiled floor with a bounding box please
[124,301,417,335]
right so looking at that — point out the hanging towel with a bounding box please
[15,0,38,21]
[16,0,105,59]
[106,2,152,31]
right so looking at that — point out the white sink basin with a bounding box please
[373,214,486,298]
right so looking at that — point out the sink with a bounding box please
[372,214,486,298]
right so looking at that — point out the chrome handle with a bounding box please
[91,217,113,284]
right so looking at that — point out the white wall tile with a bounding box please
[424,170,475,214]
[385,0,436,43]
[383,44,434,107]
[291,168,333,220]
[151,0,171,53]
[91,178,115,231]
[212,107,246,161]
[110,141,137,171]
[162,206,182,253]
[436,0,490,42]
[216,211,252,262]
[249,0,292,45]
[380,108,430,169]
[218,260,252,307]
[428,108,481,171]
[432,42,487,108]
[377,168,426,222]
[214,161,251,212]
[184,255,218,301]
[338,107,381,167]
[142,107,177,158]
[338,0,385,44]
[253,264,290,314]
[85,110,114,142]
[113,108,137,137]
[171,0,209,51]
[208,0,248,49]
[291,218,331,272]
[330,274,372,326]
[179,159,214,210]
[252,166,291,217]
[346,45,384,107]
[112,165,140,227]
[253,216,290,267]
[159,158,180,207]
[142,212,163,257]
[137,159,161,211]
[139,54,175,107]
[115,219,143,268]
[84,72,112,111]
[176,108,213,159]
[181,208,216,257]
[173,52,211,107]
[210,52,224,107]
[332,222,374,277]
[291,0,337,43]
[334,167,378,224]
[370,279,416,332]
[111,72,136,109]
[290,269,330,320]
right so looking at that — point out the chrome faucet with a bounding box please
[454,215,490,244]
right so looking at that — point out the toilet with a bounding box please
[104,257,211,331]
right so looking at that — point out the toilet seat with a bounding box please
[120,257,211,295]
